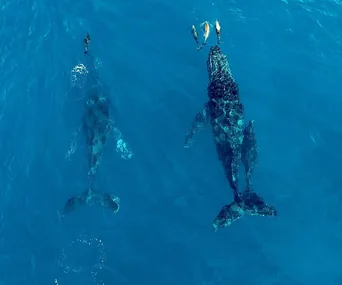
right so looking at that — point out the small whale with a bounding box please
[62,33,133,217]
[185,41,277,230]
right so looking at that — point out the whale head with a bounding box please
[206,45,229,82]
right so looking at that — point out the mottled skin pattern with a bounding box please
[82,77,112,177]
[207,45,244,201]
[185,45,277,231]
[62,34,132,217]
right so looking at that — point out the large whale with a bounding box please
[62,34,133,217]
[184,45,277,231]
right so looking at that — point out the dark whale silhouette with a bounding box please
[62,34,133,217]
[185,45,277,231]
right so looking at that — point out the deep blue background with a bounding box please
[0,0,342,284]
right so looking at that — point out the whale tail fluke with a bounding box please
[212,201,244,231]
[212,188,277,231]
[61,188,120,217]
[62,195,86,217]
[240,188,278,217]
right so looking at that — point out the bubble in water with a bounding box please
[64,63,89,102]
[55,234,106,285]
[70,63,89,88]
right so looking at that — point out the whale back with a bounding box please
[206,46,239,103]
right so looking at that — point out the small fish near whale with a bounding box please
[62,33,133,217]
[186,21,278,231]
[191,20,221,51]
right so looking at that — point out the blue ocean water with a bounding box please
[0,0,342,284]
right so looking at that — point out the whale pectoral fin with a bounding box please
[241,120,259,186]
[110,123,133,160]
[65,126,82,161]
[184,103,210,148]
